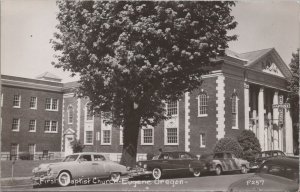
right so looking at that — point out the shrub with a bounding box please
[237,130,261,162]
[214,137,243,158]
[71,139,85,153]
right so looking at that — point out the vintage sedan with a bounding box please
[132,151,201,179]
[209,152,250,175]
[228,158,299,192]
[32,152,128,187]
[250,150,286,169]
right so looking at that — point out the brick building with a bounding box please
[60,48,295,161]
[1,48,295,161]
[1,73,64,160]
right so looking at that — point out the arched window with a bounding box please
[231,92,238,129]
[198,91,208,116]
[68,105,73,124]
[85,103,93,121]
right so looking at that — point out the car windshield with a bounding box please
[63,155,79,162]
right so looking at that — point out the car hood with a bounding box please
[33,161,67,172]
[228,174,298,192]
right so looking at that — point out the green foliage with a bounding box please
[71,139,85,153]
[214,137,243,158]
[237,130,261,162]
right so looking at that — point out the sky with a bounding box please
[1,0,299,82]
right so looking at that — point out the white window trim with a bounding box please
[11,144,19,159]
[30,97,37,110]
[141,127,154,145]
[232,96,239,129]
[12,118,20,132]
[29,120,36,132]
[120,127,123,145]
[28,144,36,156]
[84,130,94,145]
[67,105,74,124]
[45,98,59,111]
[197,93,208,117]
[164,127,179,145]
[200,133,206,148]
[44,121,58,133]
[13,95,21,108]
[1,93,3,107]
[101,129,112,145]
[166,101,179,117]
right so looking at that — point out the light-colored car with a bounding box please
[32,152,128,187]
[210,152,250,175]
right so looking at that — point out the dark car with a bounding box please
[250,150,286,169]
[131,151,200,179]
[228,158,299,192]
[188,153,212,177]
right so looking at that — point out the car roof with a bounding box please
[263,157,299,169]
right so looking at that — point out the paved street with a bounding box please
[2,173,254,191]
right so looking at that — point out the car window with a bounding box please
[152,155,159,160]
[226,153,232,158]
[159,154,169,160]
[273,152,278,156]
[79,155,92,161]
[200,154,213,160]
[94,154,106,161]
[179,153,192,159]
[279,152,285,156]
[170,153,179,159]
[214,153,224,159]
[63,155,79,162]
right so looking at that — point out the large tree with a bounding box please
[287,50,299,153]
[52,1,237,167]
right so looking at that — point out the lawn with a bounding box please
[1,159,61,178]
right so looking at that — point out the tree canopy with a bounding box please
[52,1,237,166]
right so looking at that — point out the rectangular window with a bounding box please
[13,95,21,108]
[28,144,35,160]
[198,94,208,116]
[200,133,206,148]
[167,101,178,116]
[142,128,154,145]
[30,97,37,109]
[12,118,20,131]
[10,144,19,160]
[166,127,178,145]
[29,120,36,132]
[45,98,59,111]
[103,130,111,144]
[44,121,58,133]
[85,131,93,144]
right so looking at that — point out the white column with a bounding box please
[252,90,257,136]
[258,88,265,151]
[244,83,250,130]
[285,108,293,155]
[273,91,279,150]
[184,92,190,152]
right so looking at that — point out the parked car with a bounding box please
[32,152,128,187]
[250,150,286,169]
[228,157,299,192]
[209,152,250,175]
[131,151,199,179]
[188,153,213,177]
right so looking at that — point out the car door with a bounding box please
[176,152,194,172]
[157,153,174,173]
[74,154,95,179]
[92,154,108,178]
[228,153,240,170]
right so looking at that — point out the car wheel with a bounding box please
[110,172,121,183]
[57,171,71,187]
[215,165,222,176]
[152,168,162,180]
[241,165,248,174]
[193,169,201,177]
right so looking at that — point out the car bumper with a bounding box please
[32,175,56,185]
[129,168,152,178]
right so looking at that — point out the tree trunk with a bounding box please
[119,101,141,168]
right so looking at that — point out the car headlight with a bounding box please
[47,167,52,176]
[143,164,147,169]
